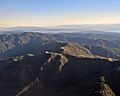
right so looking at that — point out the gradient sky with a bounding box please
[0,0,120,27]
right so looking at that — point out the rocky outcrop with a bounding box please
[94,76,116,96]
[45,51,68,72]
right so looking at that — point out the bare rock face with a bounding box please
[94,76,116,96]
[45,51,68,72]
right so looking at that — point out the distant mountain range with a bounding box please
[0,30,120,96]
[0,31,120,59]
[1,24,120,33]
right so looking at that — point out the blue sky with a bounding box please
[0,0,120,27]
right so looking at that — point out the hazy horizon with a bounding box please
[0,0,120,27]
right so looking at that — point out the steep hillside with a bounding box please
[51,32,120,59]
[52,32,120,48]
[61,43,93,58]
[84,45,120,60]
[14,53,120,96]
[0,51,119,96]
[0,32,120,60]
[0,32,52,58]
[0,32,96,59]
